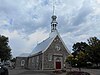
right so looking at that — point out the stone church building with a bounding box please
[16,15,70,70]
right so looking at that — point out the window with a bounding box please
[48,55,52,61]
[21,60,25,66]
[55,45,61,51]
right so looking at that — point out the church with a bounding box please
[16,14,70,70]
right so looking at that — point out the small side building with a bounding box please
[15,53,29,69]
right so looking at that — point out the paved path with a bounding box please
[80,68,100,75]
[9,68,100,75]
[68,68,100,75]
[9,69,58,75]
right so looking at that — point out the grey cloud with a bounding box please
[59,0,94,34]
[0,0,98,35]
[0,0,53,34]
[71,0,93,26]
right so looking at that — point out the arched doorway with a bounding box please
[55,57,62,69]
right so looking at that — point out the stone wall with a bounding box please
[16,57,28,69]
[28,54,42,70]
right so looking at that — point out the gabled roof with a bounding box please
[30,30,71,57]
[30,31,58,56]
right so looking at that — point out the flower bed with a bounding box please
[66,71,90,75]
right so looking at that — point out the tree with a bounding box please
[87,37,100,66]
[66,54,78,66]
[71,37,100,68]
[72,42,89,57]
[76,51,86,67]
[0,35,12,61]
[72,42,90,67]
[88,37,99,47]
[11,58,16,62]
[66,54,83,71]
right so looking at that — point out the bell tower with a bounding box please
[51,0,58,32]
[51,15,58,32]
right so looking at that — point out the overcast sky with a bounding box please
[0,0,100,57]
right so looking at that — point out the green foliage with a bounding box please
[88,37,99,47]
[66,54,78,66]
[72,42,89,52]
[76,51,85,60]
[76,51,87,67]
[72,42,89,57]
[68,36,100,67]
[87,37,100,66]
[0,35,12,61]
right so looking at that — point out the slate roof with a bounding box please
[30,31,58,56]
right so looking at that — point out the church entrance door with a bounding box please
[54,57,62,70]
[56,62,61,69]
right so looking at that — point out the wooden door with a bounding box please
[56,62,61,69]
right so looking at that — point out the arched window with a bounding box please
[21,60,25,67]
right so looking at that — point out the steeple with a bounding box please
[51,0,58,32]
[51,15,58,32]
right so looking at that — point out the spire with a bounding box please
[51,0,58,32]
[53,0,55,15]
